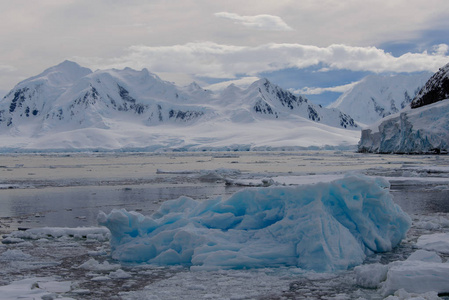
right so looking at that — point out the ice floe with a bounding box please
[416,232,449,254]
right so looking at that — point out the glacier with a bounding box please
[358,98,449,153]
[98,174,411,272]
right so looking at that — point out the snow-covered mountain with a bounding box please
[359,63,449,154]
[329,73,431,125]
[0,61,359,151]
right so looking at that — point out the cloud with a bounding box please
[0,64,17,72]
[205,76,261,91]
[293,81,361,95]
[78,42,449,82]
[432,43,449,56]
[214,12,293,31]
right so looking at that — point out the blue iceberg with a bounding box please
[98,174,411,272]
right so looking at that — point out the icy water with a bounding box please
[1,151,449,299]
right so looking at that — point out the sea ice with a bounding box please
[354,249,449,296]
[76,258,120,271]
[354,263,389,288]
[99,174,411,272]
[416,232,449,254]
[0,277,74,300]
[5,226,110,241]
[381,260,449,296]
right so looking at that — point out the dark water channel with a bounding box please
[391,185,449,214]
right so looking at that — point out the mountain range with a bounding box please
[0,61,359,151]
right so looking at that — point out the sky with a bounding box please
[1,0,449,106]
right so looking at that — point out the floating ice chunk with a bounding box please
[1,237,25,244]
[381,260,449,296]
[406,250,442,263]
[109,269,132,279]
[5,226,110,241]
[384,289,441,300]
[76,258,120,271]
[354,263,389,288]
[0,249,32,261]
[99,174,411,272]
[416,233,449,254]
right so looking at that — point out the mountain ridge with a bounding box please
[329,72,431,125]
[0,61,360,151]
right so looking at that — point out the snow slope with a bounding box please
[359,64,449,153]
[0,61,359,151]
[329,73,430,125]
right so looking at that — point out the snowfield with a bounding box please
[1,151,449,299]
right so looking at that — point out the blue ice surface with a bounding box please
[98,174,411,272]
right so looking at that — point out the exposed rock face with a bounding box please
[411,63,449,109]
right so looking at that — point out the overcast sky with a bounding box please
[1,0,449,105]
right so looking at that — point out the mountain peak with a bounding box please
[19,60,92,88]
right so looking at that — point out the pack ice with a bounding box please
[98,174,411,272]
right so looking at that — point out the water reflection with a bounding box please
[0,184,242,228]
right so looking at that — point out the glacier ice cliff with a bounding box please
[359,63,449,154]
[359,99,449,154]
[98,174,411,272]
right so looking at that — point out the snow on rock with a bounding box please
[411,62,449,109]
[98,174,411,272]
[416,233,449,254]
